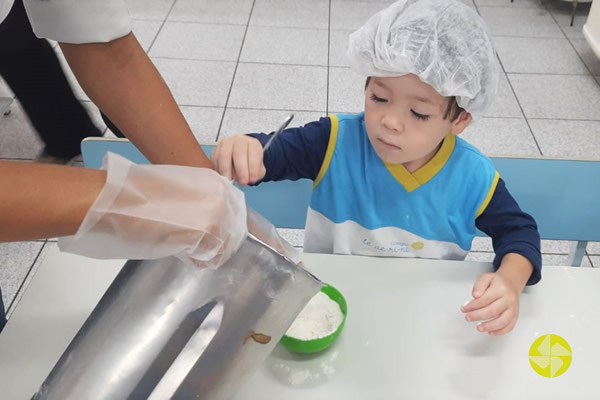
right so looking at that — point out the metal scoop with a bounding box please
[263,114,294,153]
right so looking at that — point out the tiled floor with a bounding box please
[1,0,600,318]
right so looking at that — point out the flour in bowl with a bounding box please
[286,291,344,340]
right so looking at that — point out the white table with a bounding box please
[0,246,598,400]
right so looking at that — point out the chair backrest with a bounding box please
[81,138,600,242]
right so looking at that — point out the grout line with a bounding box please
[565,40,598,79]
[149,56,327,68]
[154,19,331,32]
[326,0,332,115]
[146,0,179,54]
[585,254,594,268]
[202,106,327,113]
[472,0,480,15]
[526,117,600,123]
[506,71,595,77]
[6,241,47,315]
[498,60,544,155]
[536,0,599,83]
[215,0,257,141]
[469,250,572,256]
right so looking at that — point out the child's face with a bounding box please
[364,75,471,171]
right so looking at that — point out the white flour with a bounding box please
[286,291,344,340]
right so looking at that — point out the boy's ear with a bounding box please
[450,111,472,135]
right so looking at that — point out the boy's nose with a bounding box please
[381,114,404,134]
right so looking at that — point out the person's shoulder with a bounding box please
[453,136,494,167]
[334,112,365,123]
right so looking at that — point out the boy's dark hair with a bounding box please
[365,77,465,122]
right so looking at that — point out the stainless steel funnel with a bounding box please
[33,209,321,399]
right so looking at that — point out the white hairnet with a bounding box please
[346,0,499,114]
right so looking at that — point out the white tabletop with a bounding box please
[0,246,598,400]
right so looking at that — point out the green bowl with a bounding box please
[280,283,347,354]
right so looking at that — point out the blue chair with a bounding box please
[81,137,600,266]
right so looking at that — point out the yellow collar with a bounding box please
[384,134,456,192]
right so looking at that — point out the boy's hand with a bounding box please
[211,135,266,186]
[461,271,521,336]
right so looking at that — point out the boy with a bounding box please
[211,0,541,336]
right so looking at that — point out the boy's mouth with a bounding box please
[378,138,402,151]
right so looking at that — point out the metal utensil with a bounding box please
[263,114,294,153]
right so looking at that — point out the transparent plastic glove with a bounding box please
[346,0,499,115]
[59,152,247,268]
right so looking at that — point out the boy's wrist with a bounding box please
[496,253,534,293]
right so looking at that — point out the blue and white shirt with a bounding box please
[249,113,541,285]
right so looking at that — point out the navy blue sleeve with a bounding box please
[247,117,331,182]
[476,178,542,285]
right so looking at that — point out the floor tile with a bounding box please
[508,74,600,119]
[125,0,175,21]
[590,255,600,267]
[179,106,224,142]
[478,6,564,38]
[6,242,55,318]
[0,101,44,159]
[470,238,572,254]
[132,19,163,52]
[328,67,366,113]
[540,240,573,254]
[570,39,600,76]
[0,242,44,313]
[588,242,600,255]
[542,253,592,267]
[471,237,493,252]
[494,37,588,74]
[228,63,327,111]
[150,22,245,61]
[152,59,236,106]
[547,1,592,40]
[474,0,543,7]
[250,0,329,29]
[276,229,305,248]
[168,0,253,24]
[581,255,593,267]
[330,0,392,30]
[329,29,353,68]
[542,253,571,266]
[219,109,326,138]
[482,72,523,118]
[460,117,540,156]
[528,119,600,158]
[465,252,495,263]
[240,26,328,66]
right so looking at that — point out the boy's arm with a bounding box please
[247,116,332,182]
[461,179,540,335]
[475,178,542,285]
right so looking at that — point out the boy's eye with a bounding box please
[411,110,430,121]
[370,94,387,103]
